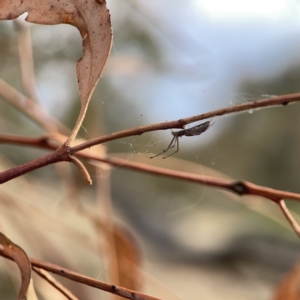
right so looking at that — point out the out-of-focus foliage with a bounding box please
[1,1,300,299]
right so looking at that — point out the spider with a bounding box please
[149,120,212,159]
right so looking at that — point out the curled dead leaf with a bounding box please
[0,232,32,300]
[0,0,112,144]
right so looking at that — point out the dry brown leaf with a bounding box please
[0,232,32,300]
[273,260,300,300]
[113,225,141,291]
[0,0,112,144]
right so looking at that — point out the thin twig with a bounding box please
[0,248,161,300]
[69,155,92,185]
[2,133,300,202]
[277,199,300,238]
[71,92,300,153]
[0,145,72,184]
[33,267,79,300]
[0,93,300,187]
[2,132,300,237]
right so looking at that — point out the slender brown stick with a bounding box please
[277,200,300,238]
[71,93,300,153]
[3,137,300,237]
[0,145,72,184]
[33,267,79,300]
[0,249,161,300]
[1,93,300,185]
[2,133,300,203]
[2,94,300,236]
[69,155,92,185]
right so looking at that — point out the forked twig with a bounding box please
[277,199,300,238]
[1,92,300,185]
[71,92,300,153]
[33,267,79,300]
[69,155,92,185]
[0,248,161,300]
[1,94,300,236]
[1,133,300,236]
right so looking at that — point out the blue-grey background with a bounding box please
[1,1,300,299]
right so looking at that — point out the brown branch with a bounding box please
[71,92,300,153]
[4,135,300,240]
[1,93,300,185]
[69,155,92,185]
[3,132,300,236]
[2,134,300,202]
[0,145,72,184]
[0,249,161,300]
[33,267,79,300]
[277,199,300,238]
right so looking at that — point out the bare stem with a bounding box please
[1,93,300,190]
[69,155,92,185]
[0,146,71,184]
[33,267,79,300]
[277,199,300,238]
[0,248,161,300]
[2,133,300,202]
[71,92,300,153]
[3,132,300,236]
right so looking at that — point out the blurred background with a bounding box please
[1,0,300,299]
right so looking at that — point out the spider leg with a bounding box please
[149,136,176,159]
[162,136,180,159]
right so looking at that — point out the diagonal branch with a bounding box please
[71,92,300,153]
[0,248,161,300]
[0,145,72,183]
[1,92,300,187]
[2,131,300,238]
[277,199,300,238]
[33,267,79,300]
